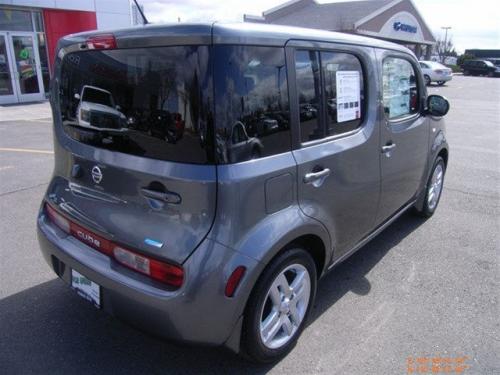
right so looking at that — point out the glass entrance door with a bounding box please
[8,32,45,102]
[0,32,17,104]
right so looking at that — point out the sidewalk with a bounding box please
[0,101,52,122]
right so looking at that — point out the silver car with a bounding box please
[37,23,450,363]
[419,60,453,86]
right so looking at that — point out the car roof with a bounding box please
[59,22,413,56]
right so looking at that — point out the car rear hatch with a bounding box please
[47,26,216,265]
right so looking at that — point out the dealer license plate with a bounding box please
[71,269,101,308]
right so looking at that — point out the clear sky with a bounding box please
[139,0,500,54]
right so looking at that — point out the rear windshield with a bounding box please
[59,46,213,164]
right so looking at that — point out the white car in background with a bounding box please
[75,85,127,131]
[419,61,453,86]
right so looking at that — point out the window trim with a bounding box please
[291,47,368,148]
[382,54,422,123]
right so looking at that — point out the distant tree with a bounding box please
[457,53,474,67]
[435,36,457,63]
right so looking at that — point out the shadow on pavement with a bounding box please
[0,212,424,374]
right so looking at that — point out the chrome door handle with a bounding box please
[381,143,396,153]
[303,168,331,185]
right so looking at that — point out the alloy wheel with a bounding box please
[259,263,311,349]
[427,163,444,210]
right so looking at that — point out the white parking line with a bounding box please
[0,166,14,171]
[24,118,53,123]
[0,147,54,154]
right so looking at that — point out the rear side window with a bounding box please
[321,51,364,136]
[213,45,290,164]
[382,57,419,119]
[59,46,213,164]
[295,50,364,143]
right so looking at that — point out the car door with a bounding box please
[375,51,429,225]
[288,42,381,259]
[419,62,430,76]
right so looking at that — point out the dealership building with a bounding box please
[245,0,436,58]
[0,0,133,104]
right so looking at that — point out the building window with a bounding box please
[37,33,50,93]
[382,57,419,119]
[0,9,33,31]
[32,11,44,32]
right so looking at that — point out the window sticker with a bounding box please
[336,70,361,123]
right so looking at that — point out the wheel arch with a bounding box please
[438,147,449,167]
[223,213,331,353]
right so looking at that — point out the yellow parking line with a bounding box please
[0,147,54,154]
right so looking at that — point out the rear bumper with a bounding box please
[37,209,262,350]
[431,74,452,82]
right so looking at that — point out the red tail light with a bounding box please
[113,246,184,287]
[225,266,246,297]
[44,203,183,288]
[46,203,70,233]
[86,34,117,50]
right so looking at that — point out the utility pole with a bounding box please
[441,26,452,63]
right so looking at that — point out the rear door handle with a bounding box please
[381,143,396,153]
[303,168,331,185]
[141,188,181,204]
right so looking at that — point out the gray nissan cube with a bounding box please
[37,22,450,362]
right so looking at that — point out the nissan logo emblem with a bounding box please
[91,166,103,184]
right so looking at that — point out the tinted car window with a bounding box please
[295,50,322,142]
[59,46,213,164]
[296,50,364,142]
[382,57,419,119]
[321,51,364,136]
[213,46,290,164]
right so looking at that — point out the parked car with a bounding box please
[227,121,263,163]
[487,58,500,68]
[419,60,453,86]
[461,59,499,77]
[75,85,127,131]
[38,23,450,363]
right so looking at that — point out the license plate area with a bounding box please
[71,269,101,308]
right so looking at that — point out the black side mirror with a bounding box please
[426,94,450,117]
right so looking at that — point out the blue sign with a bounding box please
[393,22,417,33]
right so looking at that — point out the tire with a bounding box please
[414,156,446,218]
[424,75,431,86]
[488,71,494,77]
[437,81,446,86]
[241,248,317,363]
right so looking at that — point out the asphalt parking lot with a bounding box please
[0,76,499,374]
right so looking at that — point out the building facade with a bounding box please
[0,0,132,104]
[245,0,435,58]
